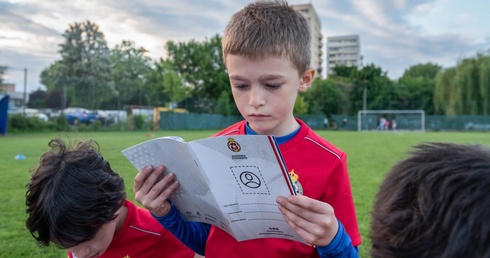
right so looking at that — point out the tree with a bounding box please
[400,62,441,79]
[109,40,152,109]
[434,52,490,115]
[397,63,442,114]
[144,59,169,107]
[40,61,63,92]
[161,61,191,106]
[304,78,347,115]
[293,94,309,115]
[331,65,357,78]
[434,67,459,115]
[39,61,71,109]
[347,64,393,113]
[164,34,233,114]
[45,88,68,109]
[28,89,47,108]
[58,20,112,109]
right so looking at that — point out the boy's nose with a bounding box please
[248,87,265,107]
[67,245,88,258]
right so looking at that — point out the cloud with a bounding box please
[0,0,489,92]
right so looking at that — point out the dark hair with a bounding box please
[25,138,126,248]
[370,142,490,258]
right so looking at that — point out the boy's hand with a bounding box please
[276,195,339,247]
[134,165,179,217]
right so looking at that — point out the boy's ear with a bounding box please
[299,67,315,92]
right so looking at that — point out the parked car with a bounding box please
[95,110,115,126]
[63,107,98,125]
[38,108,61,120]
[24,108,49,122]
[7,105,20,114]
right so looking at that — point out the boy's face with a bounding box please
[66,220,117,258]
[226,54,314,136]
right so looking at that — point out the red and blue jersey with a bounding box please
[203,119,361,257]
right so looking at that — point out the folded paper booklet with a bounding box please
[122,135,305,243]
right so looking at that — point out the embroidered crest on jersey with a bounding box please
[227,137,241,152]
[289,169,303,195]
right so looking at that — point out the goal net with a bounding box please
[357,110,425,132]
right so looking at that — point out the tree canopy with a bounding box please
[32,20,490,118]
[435,52,490,115]
[58,20,112,109]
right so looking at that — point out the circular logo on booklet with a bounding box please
[227,137,241,152]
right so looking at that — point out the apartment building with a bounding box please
[0,83,27,112]
[326,35,362,76]
[293,3,323,78]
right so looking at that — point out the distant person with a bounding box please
[324,117,328,129]
[133,1,361,257]
[370,142,490,258]
[391,118,397,130]
[342,117,348,129]
[25,138,197,258]
[378,117,386,130]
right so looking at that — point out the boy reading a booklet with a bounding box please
[25,138,197,258]
[134,1,361,257]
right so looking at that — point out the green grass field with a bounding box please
[1,130,489,258]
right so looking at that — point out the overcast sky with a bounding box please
[1,0,489,93]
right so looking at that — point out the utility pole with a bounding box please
[363,85,367,111]
[23,68,27,115]
[363,84,368,130]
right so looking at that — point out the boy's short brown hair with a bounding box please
[222,0,311,75]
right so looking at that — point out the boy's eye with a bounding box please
[265,84,280,89]
[233,84,249,89]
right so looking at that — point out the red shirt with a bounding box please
[205,119,361,257]
[68,200,195,258]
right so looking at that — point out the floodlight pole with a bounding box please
[363,85,367,129]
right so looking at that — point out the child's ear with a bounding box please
[299,67,315,92]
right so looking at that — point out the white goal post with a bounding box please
[357,110,425,132]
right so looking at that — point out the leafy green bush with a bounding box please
[54,113,70,131]
[7,114,55,132]
[132,114,146,130]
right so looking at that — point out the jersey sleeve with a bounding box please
[152,204,210,255]
[316,221,359,258]
[324,152,362,246]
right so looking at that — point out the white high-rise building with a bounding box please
[293,3,323,78]
[326,35,362,76]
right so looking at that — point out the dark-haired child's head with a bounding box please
[26,138,126,250]
[370,142,490,258]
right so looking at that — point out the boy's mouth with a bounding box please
[249,113,267,118]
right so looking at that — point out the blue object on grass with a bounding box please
[15,154,26,160]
